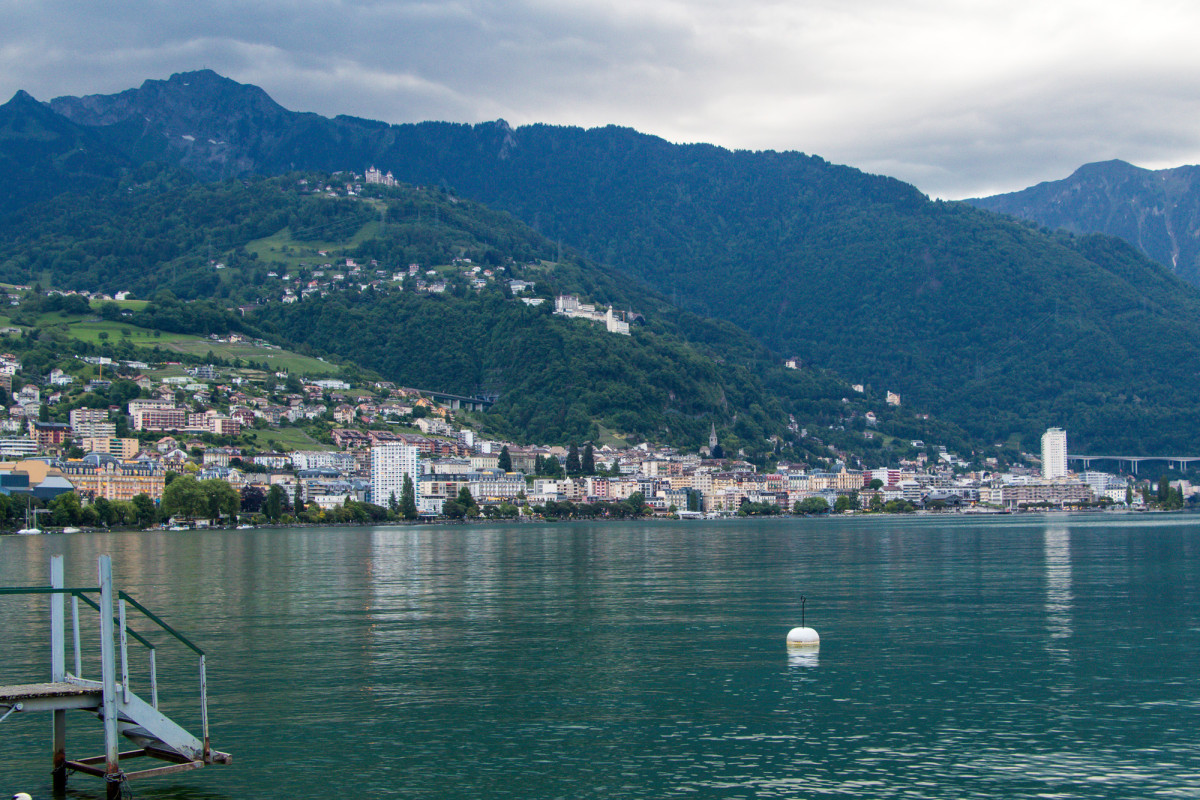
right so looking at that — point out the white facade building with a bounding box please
[1041,427,1068,480]
[370,443,421,508]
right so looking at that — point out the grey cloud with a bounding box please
[5,0,1200,199]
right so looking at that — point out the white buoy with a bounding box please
[787,595,819,647]
[786,626,820,647]
[14,792,34,800]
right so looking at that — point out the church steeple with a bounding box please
[709,422,718,450]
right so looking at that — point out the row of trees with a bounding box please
[3,491,158,529]
[791,493,916,515]
[532,492,649,519]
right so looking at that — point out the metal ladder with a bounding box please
[0,555,232,798]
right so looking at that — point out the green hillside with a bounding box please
[0,171,960,460]
[19,70,1200,454]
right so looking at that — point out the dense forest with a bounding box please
[968,159,1200,287]
[33,69,1200,455]
[0,170,963,458]
[11,64,1200,454]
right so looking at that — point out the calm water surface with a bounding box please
[2,514,1200,799]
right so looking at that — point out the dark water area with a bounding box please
[3,514,1199,798]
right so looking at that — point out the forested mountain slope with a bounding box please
[0,170,951,458]
[0,90,130,219]
[967,159,1200,287]
[9,70,1200,454]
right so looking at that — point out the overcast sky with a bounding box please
[2,0,1197,199]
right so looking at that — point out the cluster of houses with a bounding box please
[0,331,1150,517]
[0,297,1151,519]
[272,256,521,303]
[0,375,1148,517]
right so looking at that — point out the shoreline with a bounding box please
[0,505,1183,536]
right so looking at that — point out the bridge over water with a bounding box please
[1068,454,1200,474]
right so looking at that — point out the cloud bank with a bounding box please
[3,0,1199,198]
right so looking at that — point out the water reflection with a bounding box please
[5,516,1200,800]
[1044,526,1073,641]
[787,647,820,668]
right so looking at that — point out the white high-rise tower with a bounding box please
[1041,428,1068,480]
[371,442,421,508]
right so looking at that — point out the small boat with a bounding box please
[17,507,44,535]
[236,524,255,529]
[61,527,82,534]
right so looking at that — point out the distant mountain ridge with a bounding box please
[50,70,326,178]
[0,89,130,218]
[967,159,1200,286]
[6,71,1200,454]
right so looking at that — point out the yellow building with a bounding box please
[58,455,165,502]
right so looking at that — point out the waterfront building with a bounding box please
[370,442,421,508]
[58,454,165,502]
[1041,428,1068,479]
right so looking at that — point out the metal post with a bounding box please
[200,654,210,760]
[71,595,82,678]
[51,557,65,679]
[119,599,130,704]
[51,556,67,792]
[97,556,122,797]
[149,648,159,709]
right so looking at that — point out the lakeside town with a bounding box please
[0,304,1177,530]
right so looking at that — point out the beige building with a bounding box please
[82,437,140,459]
[58,455,165,502]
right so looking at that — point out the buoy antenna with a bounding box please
[801,595,806,628]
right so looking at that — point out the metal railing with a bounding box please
[0,556,210,758]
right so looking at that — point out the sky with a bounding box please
[3,0,1199,199]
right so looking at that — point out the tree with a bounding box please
[92,496,117,527]
[200,479,240,524]
[131,493,157,528]
[443,498,465,519]
[1165,486,1185,511]
[162,475,208,520]
[48,492,82,526]
[868,478,884,490]
[400,473,418,520]
[582,444,595,475]
[566,444,581,475]
[264,484,286,521]
[498,445,512,472]
[240,485,265,514]
[456,486,479,517]
[794,496,830,515]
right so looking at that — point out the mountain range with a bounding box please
[4,70,1200,457]
[968,159,1200,287]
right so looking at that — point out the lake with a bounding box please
[2,514,1199,799]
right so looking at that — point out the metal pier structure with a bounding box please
[1,555,231,798]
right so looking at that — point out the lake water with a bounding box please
[3,514,1200,799]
